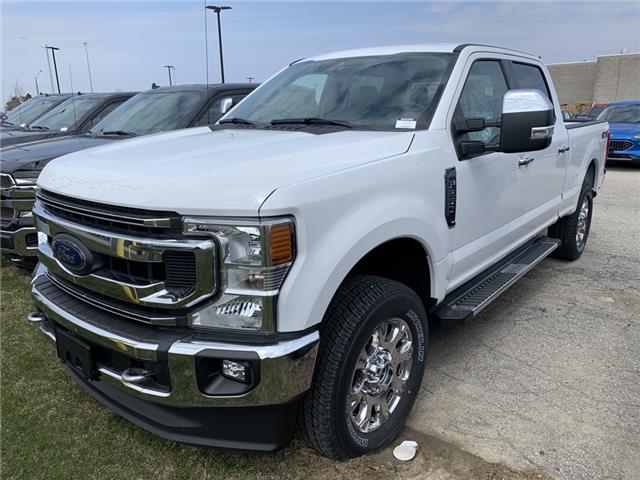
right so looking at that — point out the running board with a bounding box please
[433,236,559,325]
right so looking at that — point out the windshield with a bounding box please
[227,53,456,130]
[4,97,63,126]
[598,105,640,123]
[90,91,206,136]
[30,97,103,131]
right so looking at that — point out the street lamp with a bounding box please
[164,65,176,86]
[205,5,231,83]
[83,42,94,93]
[34,70,43,94]
[246,76,254,84]
[46,46,61,93]
[20,36,54,93]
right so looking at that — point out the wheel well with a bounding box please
[348,238,432,310]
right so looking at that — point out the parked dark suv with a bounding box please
[0,94,71,131]
[1,83,256,266]
[1,92,137,147]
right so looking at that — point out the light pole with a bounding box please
[205,5,231,83]
[246,76,254,84]
[164,65,176,86]
[83,42,94,92]
[21,36,54,93]
[34,70,43,94]
[46,46,61,93]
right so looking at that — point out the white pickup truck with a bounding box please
[28,44,608,458]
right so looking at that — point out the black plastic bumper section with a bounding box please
[65,365,299,451]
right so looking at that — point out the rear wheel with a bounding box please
[549,182,593,261]
[299,275,428,459]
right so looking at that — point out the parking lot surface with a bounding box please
[410,166,640,480]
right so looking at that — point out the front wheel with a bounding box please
[299,275,428,459]
[549,184,593,261]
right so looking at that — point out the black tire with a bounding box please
[299,275,428,459]
[549,182,593,261]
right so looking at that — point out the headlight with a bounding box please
[183,217,295,331]
[634,133,640,140]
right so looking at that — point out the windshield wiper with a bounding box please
[102,130,137,137]
[29,125,49,131]
[219,117,258,126]
[1,121,15,127]
[270,117,352,128]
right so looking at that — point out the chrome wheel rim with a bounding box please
[348,317,414,433]
[576,196,590,248]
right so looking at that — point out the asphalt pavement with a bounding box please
[408,166,640,480]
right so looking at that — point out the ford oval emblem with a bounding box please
[52,234,94,275]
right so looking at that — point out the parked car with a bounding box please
[596,99,640,164]
[0,92,137,147]
[561,109,574,121]
[0,94,71,131]
[576,103,608,121]
[0,83,256,266]
[27,44,608,458]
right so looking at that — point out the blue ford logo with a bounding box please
[52,234,94,275]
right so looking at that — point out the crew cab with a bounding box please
[0,92,135,147]
[27,44,608,458]
[1,84,255,266]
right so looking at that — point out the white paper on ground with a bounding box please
[393,440,419,461]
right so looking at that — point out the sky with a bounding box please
[1,0,639,103]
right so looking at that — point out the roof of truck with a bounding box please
[607,99,640,106]
[304,43,539,62]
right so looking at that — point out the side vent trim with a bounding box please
[444,167,457,227]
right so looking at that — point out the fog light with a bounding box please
[222,359,248,383]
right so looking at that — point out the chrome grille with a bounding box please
[0,174,14,189]
[37,189,183,236]
[609,140,633,152]
[1,206,15,227]
[33,196,218,324]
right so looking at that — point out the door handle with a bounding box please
[518,156,535,167]
[558,146,570,154]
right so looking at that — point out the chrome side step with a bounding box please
[434,236,559,325]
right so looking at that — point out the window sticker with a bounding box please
[395,118,417,129]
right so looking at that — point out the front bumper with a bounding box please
[30,264,319,450]
[608,139,640,162]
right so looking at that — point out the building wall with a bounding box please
[547,53,640,108]
[592,54,640,103]
[547,62,596,104]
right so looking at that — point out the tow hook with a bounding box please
[121,367,152,384]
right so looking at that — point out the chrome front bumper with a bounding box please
[30,265,319,408]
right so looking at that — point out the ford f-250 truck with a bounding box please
[27,44,608,458]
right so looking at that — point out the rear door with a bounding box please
[505,60,568,227]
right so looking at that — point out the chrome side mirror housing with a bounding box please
[500,89,555,153]
[219,97,234,115]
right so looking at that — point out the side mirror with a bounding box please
[219,97,234,115]
[500,89,555,153]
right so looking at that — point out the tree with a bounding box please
[4,93,32,111]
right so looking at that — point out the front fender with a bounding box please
[261,148,452,332]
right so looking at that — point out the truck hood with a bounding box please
[608,122,640,139]
[38,126,414,216]
[0,135,115,174]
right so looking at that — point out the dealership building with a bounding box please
[547,52,640,111]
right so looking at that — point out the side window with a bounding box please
[196,94,247,126]
[88,100,125,128]
[510,62,551,99]
[455,60,508,143]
